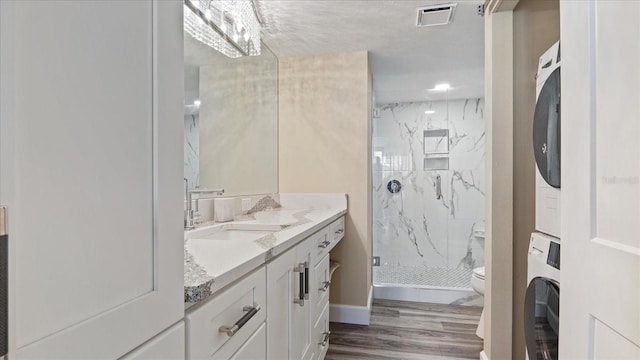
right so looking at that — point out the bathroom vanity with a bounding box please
[183,194,346,360]
[181,7,347,359]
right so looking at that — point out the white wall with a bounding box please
[278,51,372,308]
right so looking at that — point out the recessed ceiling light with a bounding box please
[425,110,435,114]
[193,100,201,106]
[432,83,451,91]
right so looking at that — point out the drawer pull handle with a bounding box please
[304,261,310,300]
[218,304,262,337]
[294,262,306,306]
[334,229,344,235]
[319,331,331,347]
[319,281,331,292]
[318,240,331,248]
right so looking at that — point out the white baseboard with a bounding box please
[329,286,373,325]
[480,350,489,360]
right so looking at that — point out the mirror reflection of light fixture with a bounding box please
[183,0,261,58]
[430,83,451,92]
[424,110,435,114]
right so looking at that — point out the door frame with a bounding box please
[483,1,520,358]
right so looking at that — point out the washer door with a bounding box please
[533,67,561,188]
[525,277,560,360]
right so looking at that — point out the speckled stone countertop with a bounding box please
[184,194,347,307]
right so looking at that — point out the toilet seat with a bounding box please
[472,266,485,280]
[470,267,485,296]
[470,266,486,339]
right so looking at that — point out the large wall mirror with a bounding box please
[184,34,278,196]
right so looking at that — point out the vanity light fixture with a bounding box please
[183,0,261,58]
[424,110,436,114]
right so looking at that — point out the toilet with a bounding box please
[471,266,485,339]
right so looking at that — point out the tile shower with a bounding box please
[184,114,199,189]
[373,98,485,297]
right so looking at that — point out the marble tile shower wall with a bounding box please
[184,114,199,188]
[373,99,485,284]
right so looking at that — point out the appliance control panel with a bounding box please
[546,242,561,270]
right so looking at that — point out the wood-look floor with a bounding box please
[326,299,483,360]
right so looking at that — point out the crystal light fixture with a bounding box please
[183,0,261,58]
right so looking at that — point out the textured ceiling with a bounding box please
[257,0,485,104]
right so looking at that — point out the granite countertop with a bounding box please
[184,194,347,306]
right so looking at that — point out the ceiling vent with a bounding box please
[416,3,457,27]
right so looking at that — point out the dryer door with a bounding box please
[525,277,560,360]
[533,67,561,188]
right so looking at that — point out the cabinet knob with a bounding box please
[319,331,331,347]
[318,240,331,248]
[319,281,331,292]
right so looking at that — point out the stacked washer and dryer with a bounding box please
[525,41,561,360]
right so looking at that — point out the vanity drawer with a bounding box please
[186,267,266,360]
[216,323,266,360]
[313,302,330,360]
[312,227,331,266]
[312,254,330,321]
[329,217,345,243]
[313,217,345,266]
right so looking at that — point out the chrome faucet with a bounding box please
[184,180,224,230]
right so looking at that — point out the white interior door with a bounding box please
[560,1,640,358]
[0,1,184,358]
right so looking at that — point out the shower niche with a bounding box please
[423,129,450,171]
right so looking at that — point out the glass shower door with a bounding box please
[372,101,452,288]
[372,99,486,292]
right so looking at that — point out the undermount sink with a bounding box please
[186,223,281,242]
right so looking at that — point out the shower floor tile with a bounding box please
[374,264,473,289]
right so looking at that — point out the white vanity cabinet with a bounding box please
[184,215,345,360]
[267,216,345,360]
[0,1,185,358]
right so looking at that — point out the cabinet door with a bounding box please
[312,254,331,321]
[266,248,296,360]
[292,239,314,360]
[0,1,184,358]
[121,322,185,360]
[313,302,330,360]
